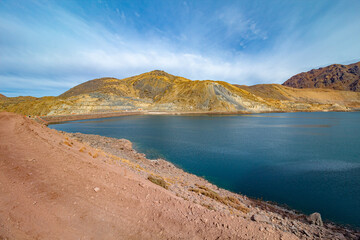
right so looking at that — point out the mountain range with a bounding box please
[1,62,360,116]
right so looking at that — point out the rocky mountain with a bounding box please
[283,61,360,91]
[1,69,360,116]
[0,93,6,99]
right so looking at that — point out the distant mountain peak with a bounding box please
[283,61,360,92]
[147,70,168,76]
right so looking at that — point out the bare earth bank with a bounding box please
[0,112,358,239]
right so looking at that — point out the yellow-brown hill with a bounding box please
[1,71,272,115]
[1,70,360,116]
[283,61,360,91]
[0,93,6,99]
[237,84,360,110]
[55,70,272,114]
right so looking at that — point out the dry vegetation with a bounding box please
[147,175,168,189]
[189,184,249,213]
[63,141,72,147]
[79,146,86,152]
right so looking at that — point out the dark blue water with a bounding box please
[49,112,360,228]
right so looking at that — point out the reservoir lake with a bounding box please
[49,112,360,228]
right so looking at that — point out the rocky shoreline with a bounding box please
[2,111,359,239]
[66,132,359,239]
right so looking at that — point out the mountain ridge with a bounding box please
[1,67,360,116]
[283,61,360,91]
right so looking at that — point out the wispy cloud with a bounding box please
[0,0,359,97]
[217,7,268,43]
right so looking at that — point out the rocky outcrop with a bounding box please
[308,212,323,226]
[283,61,360,91]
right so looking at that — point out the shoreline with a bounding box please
[44,111,360,232]
[64,131,359,238]
[39,111,252,124]
[39,109,359,124]
[1,111,359,239]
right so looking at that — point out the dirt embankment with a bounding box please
[0,112,358,239]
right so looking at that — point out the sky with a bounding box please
[1,0,360,97]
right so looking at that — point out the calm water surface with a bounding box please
[50,112,360,228]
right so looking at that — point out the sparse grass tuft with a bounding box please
[92,152,99,158]
[148,175,168,189]
[189,185,249,213]
[63,141,72,147]
[226,196,241,205]
[201,203,215,211]
[79,146,86,152]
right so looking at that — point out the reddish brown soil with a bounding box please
[0,112,299,240]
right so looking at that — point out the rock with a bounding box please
[251,214,270,223]
[302,229,311,237]
[307,212,323,226]
[93,187,100,192]
[333,233,346,240]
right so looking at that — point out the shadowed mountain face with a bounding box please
[283,61,360,91]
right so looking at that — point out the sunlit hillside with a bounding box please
[1,69,360,116]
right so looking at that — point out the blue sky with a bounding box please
[1,0,360,97]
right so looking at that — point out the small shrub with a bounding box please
[92,152,99,158]
[233,204,250,214]
[226,196,241,205]
[189,186,250,214]
[148,175,168,189]
[189,187,225,204]
[201,203,215,211]
[79,146,86,152]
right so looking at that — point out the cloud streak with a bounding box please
[0,0,360,97]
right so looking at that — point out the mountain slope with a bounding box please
[0,93,6,99]
[283,61,360,91]
[237,84,360,109]
[53,70,271,114]
[1,69,360,116]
